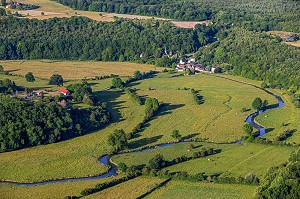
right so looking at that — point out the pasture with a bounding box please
[130,74,277,143]
[112,142,237,168]
[145,180,257,199]
[0,60,157,80]
[255,89,300,144]
[165,143,295,178]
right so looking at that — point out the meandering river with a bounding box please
[0,90,284,186]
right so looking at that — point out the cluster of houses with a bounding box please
[176,57,219,74]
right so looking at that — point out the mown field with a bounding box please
[145,180,257,199]
[255,89,300,144]
[0,175,125,199]
[0,60,157,80]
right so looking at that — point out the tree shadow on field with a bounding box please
[128,135,163,149]
[94,90,126,123]
[154,103,185,117]
[138,103,185,133]
[265,128,275,134]
[182,133,200,140]
[127,81,141,87]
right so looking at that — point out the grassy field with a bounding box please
[0,175,124,199]
[129,73,277,143]
[145,180,257,199]
[0,73,280,183]
[112,142,237,168]
[165,143,295,178]
[85,176,165,199]
[255,89,300,143]
[0,60,157,80]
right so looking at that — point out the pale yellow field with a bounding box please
[0,60,157,80]
[7,0,166,21]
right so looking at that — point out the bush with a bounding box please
[244,173,259,185]
[49,74,63,86]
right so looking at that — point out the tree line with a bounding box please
[0,16,217,62]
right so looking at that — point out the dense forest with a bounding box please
[195,28,300,101]
[0,16,218,62]
[0,94,110,152]
[255,149,300,198]
[55,0,300,32]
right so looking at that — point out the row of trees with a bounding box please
[0,94,110,152]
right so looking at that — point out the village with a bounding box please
[162,48,220,75]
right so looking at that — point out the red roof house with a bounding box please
[59,88,69,96]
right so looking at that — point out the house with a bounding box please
[187,57,196,63]
[211,66,219,73]
[176,63,185,72]
[179,58,187,65]
[194,65,204,73]
[59,88,69,96]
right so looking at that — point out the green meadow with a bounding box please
[0,72,279,183]
[255,89,300,144]
[0,65,297,198]
[145,180,257,199]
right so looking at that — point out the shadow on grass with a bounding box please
[128,135,163,149]
[93,90,125,123]
[138,103,185,133]
[265,128,275,134]
[182,133,200,140]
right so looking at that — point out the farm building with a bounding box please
[59,88,69,96]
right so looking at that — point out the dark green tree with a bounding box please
[133,70,143,80]
[252,97,263,111]
[49,74,64,86]
[148,154,166,170]
[25,72,35,82]
[0,65,4,74]
[171,129,182,140]
[112,77,124,89]
[117,162,128,173]
[107,129,128,151]
[243,123,253,136]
